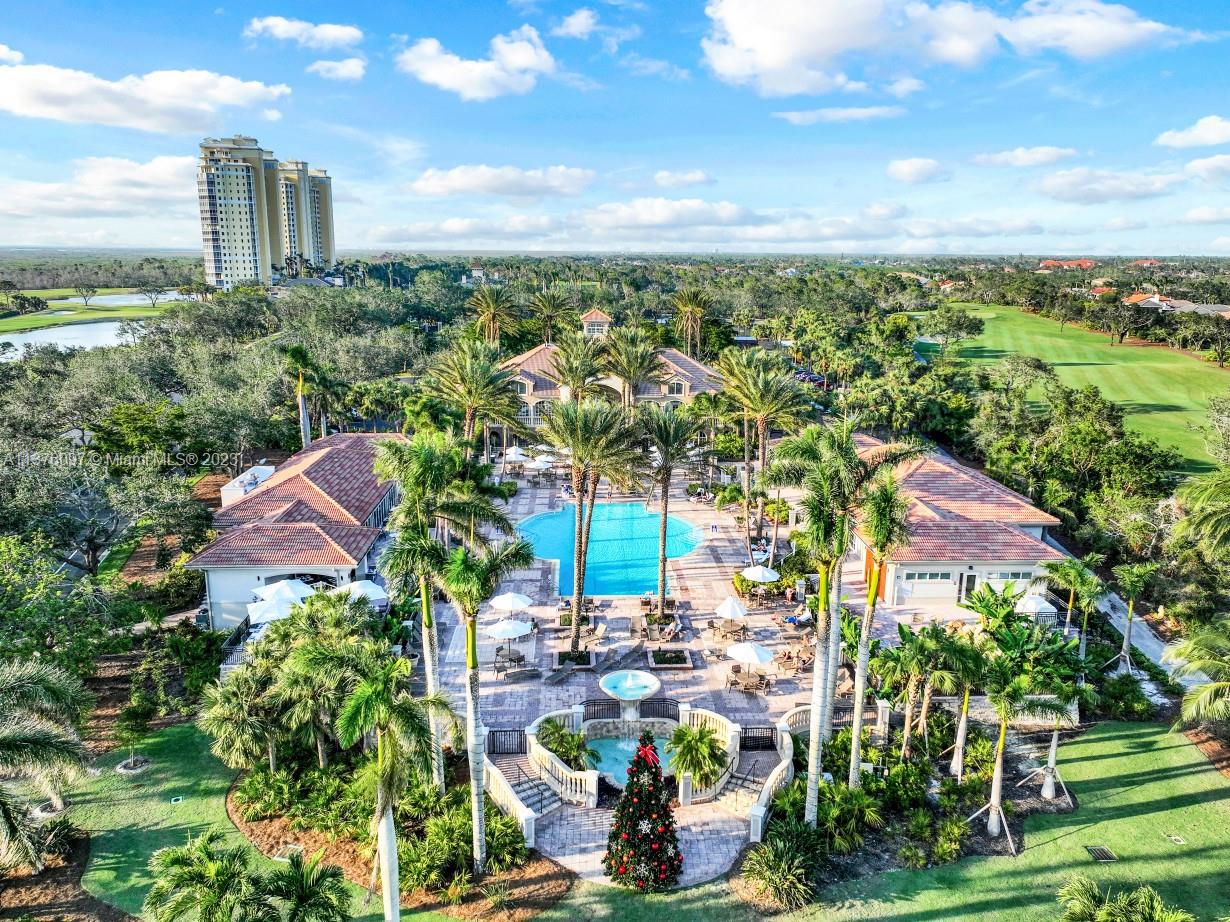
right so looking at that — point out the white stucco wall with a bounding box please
[203,564,360,630]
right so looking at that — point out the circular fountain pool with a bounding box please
[599,669,661,702]
[588,735,674,786]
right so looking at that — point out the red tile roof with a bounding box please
[188,522,379,569]
[892,520,1063,563]
[580,308,613,322]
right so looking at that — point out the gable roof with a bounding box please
[892,520,1063,564]
[638,348,721,395]
[187,522,379,569]
[580,308,613,323]
[502,342,563,399]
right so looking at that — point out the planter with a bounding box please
[556,612,592,631]
[556,650,597,670]
[647,648,694,670]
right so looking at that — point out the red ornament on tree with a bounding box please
[601,731,684,893]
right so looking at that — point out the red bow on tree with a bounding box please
[637,743,660,766]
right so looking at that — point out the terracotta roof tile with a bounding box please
[892,520,1064,563]
[580,308,613,322]
[187,522,379,569]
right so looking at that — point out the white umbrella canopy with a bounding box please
[484,619,532,640]
[1016,594,1057,615]
[741,565,780,583]
[505,446,529,462]
[535,453,557,463]
[524,459,551,472]
[248,598,293,625]
[256,579,315,603]
[332,580,389,604]
[715,596,749,620]
[490,591,534,611]
[726,641,776,665]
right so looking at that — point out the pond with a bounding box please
[56,290,187,307]
[0,321,130,356]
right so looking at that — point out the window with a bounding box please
[992,571,1033,581]
[904,572,952,581]
[667,380,685,396]
[513,380,527,395]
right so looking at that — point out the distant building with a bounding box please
[580,308,613,337]
[197,136,336,291]
[1039,259,1097,270]
[1125,292,1230,318]
[1128,259,1162,267]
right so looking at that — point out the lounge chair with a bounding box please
[659,621,681,643]
[544,662,575,685]
[504,667,542,681]
[583,624,609,648]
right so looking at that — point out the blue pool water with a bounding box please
[588,735,674,784]
[517,502,703,596]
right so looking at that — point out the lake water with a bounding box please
[56,290,187,307]
[0,321,129,356]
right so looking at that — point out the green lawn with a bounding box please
[938,304,1228,473]
[0,304,168,333]
[74,723,1230,922]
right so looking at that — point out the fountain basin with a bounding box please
[599,669,661,701]
[588,735,674,787]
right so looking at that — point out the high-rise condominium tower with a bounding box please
[197,136,335,291]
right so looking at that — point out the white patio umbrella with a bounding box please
[535,452,557,463]
[525,459,551,472]
[247,598,293,625]
[490,591,534,611]
[726,641,776,665]
[1015,594,1057,615]
[332,580,389,604]
[484,619,532,640]
[256,578,315,604]
[715,596,749,620]
[505,446,528,462]
[740,565,780,583]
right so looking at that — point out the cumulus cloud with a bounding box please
[886,158,949,183]
[307,58,366,81]
[1036,167,1184,203]
[0,60,290,133]
[1185,206,1230,224]
[0,44,23,64]
[1155,115,1230,148]
[396,25,556,101]
[1001,0,1199,60]
[654,169,713,188]
[582,197,753,229]
[973,145,1077,166]
[886,76,925,97]
[902,216,1044,238]
[243,16,363,49]
[410,164,595,197]
[863,201,908,219]
[553,8,600,38]
[773,106,904,125]
[0,155,197,219]
[1186,154,1230,181]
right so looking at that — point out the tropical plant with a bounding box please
[1165,617,1230,727]
[666,723,728,789]
[264,848,352,922]
[946,629,990,781]
[467,285,519,345]
[143,829,270,922]
[1110,561,1159,675]
[1056,874,1195,922]
[529,289,572,344]
[423,340,523,445]
[640,404,704,619]
[1179,465,1230,554]
[741,838,813,910]
[1034,553,1105,636]
[670,287,712,359]
[281,344,318,449]
[199,660,285,773]
[958,581,1026,635]
[603,327,665,409]
[537,717,597,772]
[875,626,930,761]
[548,332,605,404]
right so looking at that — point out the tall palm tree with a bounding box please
[1033,553,1105,636]
[876,626,929,760]
[684,391,727,486]
[670,287,711,358]
[376,432,513,789]
[847,475,909,787]
[549,332,605,404]
[1165,617,1230,727]
[1110,562,1159,675]
[467,285,519,345]
[199,660,284,773]
[946,628,990,781]
[264,849,352,922]
[716,348,760,564]
[530,290,571,344]
[434,540,535,875]
[913,623,960,753]
[641,404,704,620]
[424,340,524,447]
[282,344,317,449]
[603,327,665,409]
[0,662,87,871]
[1072,570,1107,673]
[144,830,269,922]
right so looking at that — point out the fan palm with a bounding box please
[1057,874,1194,922]
[434,540,535,874]
[1110,561,1159,675]
[199,659,284,773]
[670,287,711,358]
[263,849,352,922]
[549,332,605,404]
[874,626,929,760]
[467,285,519,345]
[848,475,910,787]
[1165,617,1230,727]
[144,830,270,922]
[603,327,665,409]
[640,404,704,620]
[423,340,523,445]
[1033,553,1105,636]
[666,723,728,790]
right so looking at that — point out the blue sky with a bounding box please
[1,0,1229,254]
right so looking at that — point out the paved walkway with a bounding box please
[535,802,749,887]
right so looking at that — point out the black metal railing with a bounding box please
[582,699,620,722]
[638,698,680,722]
[487,729,527,755]
[739,727,777,751]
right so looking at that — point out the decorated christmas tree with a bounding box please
[601,730,684,891]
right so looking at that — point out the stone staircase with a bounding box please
[491,755,564,817]
[716,770,765,814]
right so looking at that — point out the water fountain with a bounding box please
[598,669,661,722]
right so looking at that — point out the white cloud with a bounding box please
[244,16,363,49]
[0,44,23,64]
[886,76,924,97]
[410,164,595,197]
[863,201,908,219]
[1036,167,1184,203]
[553,8,600,39]
[774,105,904,125]
[372,214,559,243]
[261,108,283,121]
[973,145,1077,167]
[307,57,366,81]
[887,157,949,183]
[654,169,713,188]
[582,197,753,229]
[0,61,290,133]
[1185,206,1230,224]
[396,25,556,101]
[904,1,1003,66]
[1001,0,1198,61]
[1155,115,1230,149]
[620,53,690,80]
[1186,154,1230,181]
[1212,236,1230,252]
[0,155,197,219]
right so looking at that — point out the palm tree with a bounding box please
[603,327,665,409]
[876,626,929,760]
[199,660,284,773]
[264,849,352,922]
[847,475,909,787]
[434,540,535,875]
[641,404,704,620]
[914,624,961,752]
[1179,466,1230,552]
[282,344,317,449]
[670,287,711,358]
[144,830,270,922]
[1056,874,1194,922]
[684,391,727,486]
[1110,562,1159,675]
[1033,553,1105,636]
[424,339,524,447]
[0,662,87,871]
[1072,570,1107,672]
[376,432,513,789]
[1165,617,1230,727]
[530,290,571,344]
[549,332,605,404]
[666,723,727,790]
[946,628,990,781]
[467,285,519,345]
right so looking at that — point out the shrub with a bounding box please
[897,843,928,869]
[963,735,996,781]
[742,839,814,910]
[771,776,807,824]
[937,778,985,816]
[765,817,826,871]
[39,817,79,859]
[667,724,728,789]
[906,808,932,842]
[480,881,512,915]
[931,837,960,864]
[764,499,790,523]
[882,761,932,813]
[1096,673,1156,721]
[398,838,449,892]
[537,718,598,772]
[484,811,528,874]
[440,871,472,906]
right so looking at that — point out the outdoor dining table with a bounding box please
[720,619,748,639]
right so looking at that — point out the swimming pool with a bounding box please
[588,735,674,786]
[517,502,703,596]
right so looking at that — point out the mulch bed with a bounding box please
[0,831,134,922]
[225,782,573,920]
[1186,727,1230,780]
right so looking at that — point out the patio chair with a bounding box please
[659,621,681,643]
[504,667,542,682]
[543,662,575,685]
[583,624,608,649]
